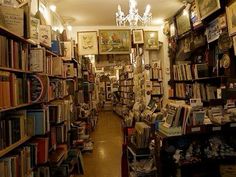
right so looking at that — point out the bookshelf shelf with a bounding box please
[0,136,31,158]
[0,26,35,45]
[46,50,58,57]
[0,67,32,74]
[0,103,38,113]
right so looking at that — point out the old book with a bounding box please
[30,17,39,43]
[0,6,24,36]
[39,25,52,47]
[31,137,49,164]
[52,57,63,76]
[30,48,46,72]
[61,41,73,60]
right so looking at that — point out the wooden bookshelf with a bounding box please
[0,136,31,158]
[46,50,58,57]
[0,103,38,113]
[0,67,32,74]
[0,26,35,45]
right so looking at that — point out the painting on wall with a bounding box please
[195,0,221,20]
[144,31,159,50]
[133,29,144,44]
[99,29,131,54]
[226,1,236,36]
[176,11,191,36]
[77,31,98,55]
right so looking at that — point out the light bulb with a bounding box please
[67,25,72,31]
[49,5,56,12]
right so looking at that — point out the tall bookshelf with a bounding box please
[0,18,81,177]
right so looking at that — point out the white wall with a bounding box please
[70,25,170,105]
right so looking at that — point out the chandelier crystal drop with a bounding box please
[116,0,152,27]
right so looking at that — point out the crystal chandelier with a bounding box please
[116,0,152,27]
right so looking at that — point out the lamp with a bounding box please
[116,0,152,27]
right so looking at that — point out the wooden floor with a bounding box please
[80,111,123,177]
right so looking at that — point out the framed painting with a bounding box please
[77,31,98,55]
[176,10,191,36]
[132,29,144,44]
[99,29,131,54]
[144,31,159,50]
[226,1,236,36]
[195,0,221,20]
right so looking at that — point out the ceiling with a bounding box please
[48,0,184,26]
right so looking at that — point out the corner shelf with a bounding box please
[0,136,31,158]
[0,102,40,113]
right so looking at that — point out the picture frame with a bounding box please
[99,29,131,54]
[132,29,144,44]
[77,31,98,55]
[144,31,159,50]
[226,1,236,36]
[195,0,221,20]
[176,10,191,36]
[190,1,202,29]
[205,18,220,43]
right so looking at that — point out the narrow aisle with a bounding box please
[82,111,123,177]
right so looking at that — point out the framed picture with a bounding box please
[226,1,236,36]
[195,0,221,20]
[233,36,236,56]
[99,29,131,54]
[132,29,144,44]
[176,11,191,36]
[144,31,159,50]
[205,18,220,43]
[77,31,98,55]
[190,1,202,28]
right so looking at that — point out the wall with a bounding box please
[71,25,170,105]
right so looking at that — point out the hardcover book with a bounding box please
[39,25,52,47]
[0,6,24,36]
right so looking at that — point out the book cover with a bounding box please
[30,17,39,43]
[51,40,61,56]
[39,25,52,47]
[61,41,72,60]
[0,6,24,36]
[30,48,45,72]
[52,57,63,76]
[31,137,49,164]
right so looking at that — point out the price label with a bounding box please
[212,127,221,131]
[230,123,236,127]
[191,127,201,132]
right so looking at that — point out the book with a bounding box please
[31,137,49,164]
[0,71,11,108]
[52,57,63,76]
[30,48,46,72]
[0,6,24,36]
[61,41,73,60]
[30,17,39,43]
[51,40,61,56]
[64,63,75,78]
[39,25,52,47]
[27,108,49,135]
[194,63,209,79]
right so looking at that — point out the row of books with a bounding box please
[152,82,163,95]
[30,48,78,77]
[0,35,29,70]
[173,64,193,81]
[173,63,210,81]
[0,72,29,109]
[152,68,162,80]
[120,80,134,86]
[119,86,133,92]
[51,40,75,60]
[121,92,134,99]
[163,103,192,134]
[175,83,218,100]
[0,137,49,177]
[133,122,150,149]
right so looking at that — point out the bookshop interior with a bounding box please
[3,0,236,177]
